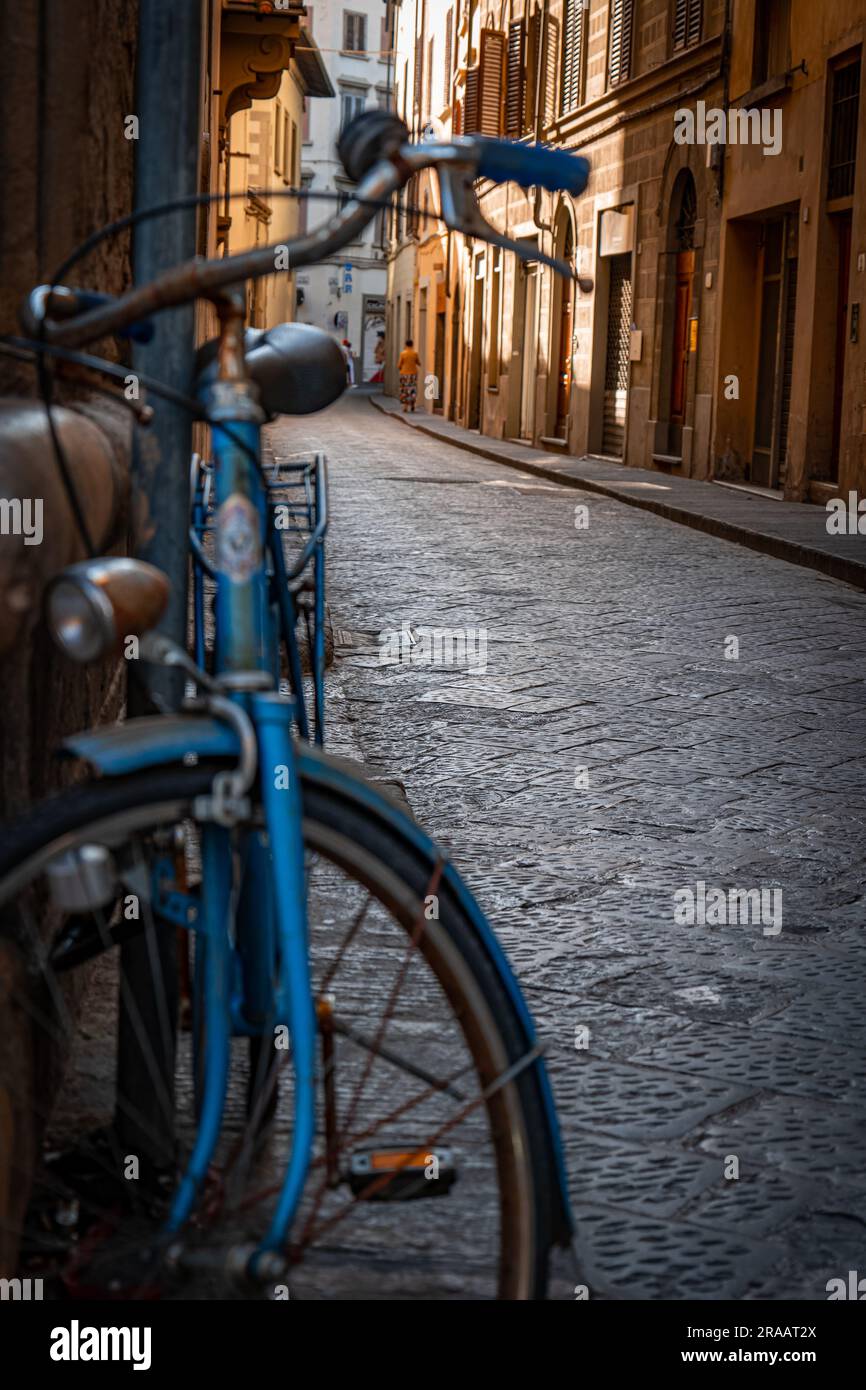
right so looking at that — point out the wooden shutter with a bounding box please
[453,97,463,135]
[444,9,453,108]
[427,36,435,118]
[687,0,702,46]
[542,14,560,129]
[414,33,423,118]
[464,66,479,134]
[478,28,505,136]
[526,10,541,133]
[608,0,634,88]
[505,21,525,137]
[673,0,702,51]
[561,0,584,113]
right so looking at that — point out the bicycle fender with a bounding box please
[60,717,574,1244]
[61,715,239,773]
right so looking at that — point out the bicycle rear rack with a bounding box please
[189,449,328,744]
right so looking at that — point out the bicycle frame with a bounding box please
[166,300,319,1257]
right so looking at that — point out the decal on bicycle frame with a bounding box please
[216,493,262,584]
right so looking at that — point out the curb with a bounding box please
[369,395,866,593]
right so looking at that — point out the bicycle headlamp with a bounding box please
[46,558,170,663]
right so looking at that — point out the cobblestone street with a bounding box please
[272,392,866,1301]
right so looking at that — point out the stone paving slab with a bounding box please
[270,394,866,1301]
[370,391,866,592]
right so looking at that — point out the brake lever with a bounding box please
[437,164,578,282]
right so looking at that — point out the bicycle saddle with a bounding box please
[195,321,347,418]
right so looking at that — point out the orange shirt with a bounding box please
[397,348,421,375]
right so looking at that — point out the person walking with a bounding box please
[340,339,355,387]
[397,339,421,412]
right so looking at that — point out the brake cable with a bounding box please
[31,185,435,560]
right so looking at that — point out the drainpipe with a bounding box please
[532,3,551,239]
[707,0,733,481]
[718,0,733,206]
[115,0,203,1169]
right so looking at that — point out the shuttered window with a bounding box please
[542,14,560,128]
[427,36,435,118]
[608,0,634,88]
[672,0,702,52]
[343,12,367,53]
[414,33,423,119]
[526,11,541,134]
[444,9,453,109]
[561,0,585,114]
[464,66,479,134]
[505,20,525,137]
[479,28,506,136]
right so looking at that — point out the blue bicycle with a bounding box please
[0,115,589,1299]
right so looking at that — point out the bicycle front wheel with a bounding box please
[0,753,557,1299]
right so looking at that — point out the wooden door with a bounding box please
[831,213,853,480]
[670,250,694,424]
[555,278,574,437]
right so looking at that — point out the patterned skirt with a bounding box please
[399,373,417,406]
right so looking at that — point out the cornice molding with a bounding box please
[220,14,302,125]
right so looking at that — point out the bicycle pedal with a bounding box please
[345,1147,456,1201]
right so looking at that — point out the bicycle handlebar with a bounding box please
[474,137,589,195]
[25,128,590,350]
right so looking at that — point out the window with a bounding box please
[608,0,635,89]
[381,7,391,58]
[562,0,586,114]
[274,100,284,174]
[289,119,298,185]
[828,56,861,202]
[464,67,479,133]
[752,0,791,86]
[427,36,435,119]
[672,0,702,52]
[444,9,453,109]
[541,15,560,129]
[283,109,290,181]
[343,11,367,53]
[505,20,525,136]
[414,33,423,118]
[463,29,505,137]
[302,97,311,144]
[340,89,366,133]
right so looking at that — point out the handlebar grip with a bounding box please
[475,138,589,196]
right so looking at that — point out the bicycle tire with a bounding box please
[0,755,555,1299]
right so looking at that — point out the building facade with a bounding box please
[387,0,866,502]
[199,1,333,343]
[293,0,394,381]
[715,0,866,500]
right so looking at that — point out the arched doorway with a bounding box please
[549,206,576,440]
[668,170,697,454]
